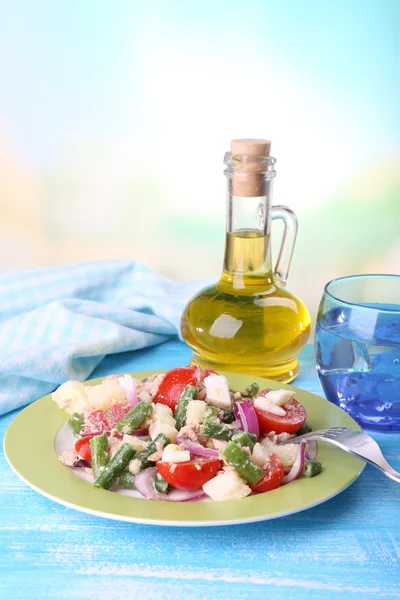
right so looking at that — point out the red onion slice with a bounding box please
[233,403,244,430]
[176,436,219,458]
[167,489,206,502]
[305,440,318,461]
[72,459,92,468]
[133,467,168,500]
[117,374,138,408]
[195,365,202,385]
[234,400,259,438]
[130,427,149,437]
[282,441,307,484]
[80,428,147,440]
[133,466,206,502]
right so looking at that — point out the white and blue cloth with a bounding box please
[0,260,210,415]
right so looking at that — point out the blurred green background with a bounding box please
[0,0,399,322]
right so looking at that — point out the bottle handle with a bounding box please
[271,205,298,286]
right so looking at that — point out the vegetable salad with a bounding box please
[54,366,321,502]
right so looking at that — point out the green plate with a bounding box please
[3,371,364,527]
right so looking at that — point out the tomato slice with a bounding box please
[254,398,307,434]
[156,458,222,491]
[153,366,198,410]
[81,410,109,436]
[250,454,284,493]
[105,404,130,429]
[74,435,95,460]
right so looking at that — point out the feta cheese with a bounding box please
[186,400,208,425]
[203,375,232,410]
[143,403,176,429]
[202,469,251,501]
[263,389,295,407]
[254,396,286,416]
[260,438,299,469]
[129,458,142,475]
[150,403,176,426]
[161,444,190,463]
[108,436,122,458]
[149,421,178,443]
[52,381,89,415]
[122,435,149,453]
[87,380,126,411]
[251,442,271,468]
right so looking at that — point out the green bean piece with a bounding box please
[222,441,264,485]
[174,385,198,430]
[116,401,153,434]
[67,413,84,437]
[303,460,322,478]
[118,471,137,489]
[244,383,260,399]
[201,419,241,441]
[296,422,313,436]
[221,409,235,424]
[129,433,171,475]
[90,432,109,480]
[154,474,169,494]
[232,431,257,452]
[94,443,135,489]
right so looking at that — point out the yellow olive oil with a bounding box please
[181,229,311,382]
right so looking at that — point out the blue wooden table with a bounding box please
[1,342,399,600]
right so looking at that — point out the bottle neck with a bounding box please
[222,181,274,288]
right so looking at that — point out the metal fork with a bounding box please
[280,427,400,483]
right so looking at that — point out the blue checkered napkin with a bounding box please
[0,260,211,415]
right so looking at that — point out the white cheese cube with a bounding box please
[263,389,295,407]
[252,442,271,468]
[254,396,286,416]
[204,375,232,410]
[260,438,299,469]
[52,381,89,415]
[151,403,176,426]
[122,435,149,453]
[186,400,208,425]
[273,444,300,469]
[149,421,178,443]
[87,380,126,411]
[129,458,142,475]
[143,403,176,428]
[202,469,251,501]
[108,437,122,458]
[161,444,190,463]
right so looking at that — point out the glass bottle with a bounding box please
[180,138,311,382]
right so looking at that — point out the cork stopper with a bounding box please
[231,138,271,158]
[230,138,272,197]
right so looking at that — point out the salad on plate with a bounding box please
[53,366,322,502]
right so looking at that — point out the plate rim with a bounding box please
[4,370,366,527]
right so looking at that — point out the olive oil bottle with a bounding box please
[181,139,310,382]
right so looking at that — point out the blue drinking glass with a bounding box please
[315,274,400,431]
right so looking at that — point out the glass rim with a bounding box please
[324,273,400,313]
